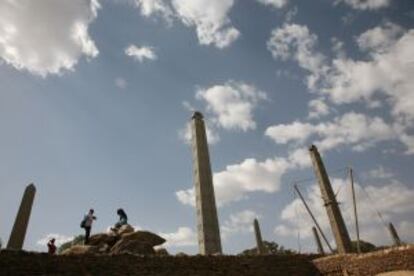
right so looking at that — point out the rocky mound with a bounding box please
[61,225,167,256]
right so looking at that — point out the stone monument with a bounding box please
[254,218,266,254]
[309,145,352,254]
[191,112,222,255]
[7,183,36,250]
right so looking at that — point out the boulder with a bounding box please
[110,239,155,255]
[121,231,166,247]
[117,224,134,236]
[88,233,120,248]
[60,245,99,255]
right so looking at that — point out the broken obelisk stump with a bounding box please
[254,218,266,255]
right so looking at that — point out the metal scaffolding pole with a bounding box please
[349,168,360,253]
[294,184,334,253]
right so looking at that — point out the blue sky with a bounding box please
[0,0,413,254]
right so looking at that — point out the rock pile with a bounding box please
[61,225,167,256]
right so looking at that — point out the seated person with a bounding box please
[111,208,128,232]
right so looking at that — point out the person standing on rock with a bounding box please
[47,238,56,255]
[111,208,128,232]
[81,209,97,244]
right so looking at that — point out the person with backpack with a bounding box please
[111,208,128,232]
[81,209,97,245]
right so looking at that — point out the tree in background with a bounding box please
[239,241,297,255]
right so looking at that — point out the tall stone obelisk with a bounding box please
[191,111,222,255]
[254,218,266,255]
[7,183,36,250]
[309,145,352,254]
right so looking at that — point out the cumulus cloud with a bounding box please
[324,27,414,125]
[134,0,173,23]
[274,177,414,250]
[125,45,157,62]
[0,0,100,76]
[267,23,327,90]
[256,0,288,9]
[196,81,267,131]
[308,98,330,119]
[221,210,259,239]
[267,22,414,114]
[336,0,391,10]
[158,227,197,247]
[265,121,315,144]
[37,233,73,247]
[267,22,414,153]
[176,156,292,207]
[172,0,240,48]
[356,22,403,53]
[266,112,396,152]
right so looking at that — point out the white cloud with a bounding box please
[366,166,394,180]
[221,210,259,239]
[176,156,291,207]
[134,0,173,23]
[0,0,100,76]
[125,45,157,62]
[196,81,267,131]
[323,27,414,123]
[266,112,396,152]
[308,98,330,119]
[175,188,196,207]
[172,0,240,48]
[37,233,73,247]
[267,22,414,154]
[115,77,127,89]
[400,134,414,155]
[275,178,414,249]
[336,0,391,10]
[267,23,327,90]
[256,0,288,9]
[265,121,315,144]
[357,22,403,53]
[287,147,311,168]
[158,227,197,247]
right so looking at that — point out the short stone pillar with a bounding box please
[312,226,325,255]
[388,222,402,246]
[7,184,36,250]
[254,218,266,255]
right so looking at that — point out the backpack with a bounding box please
[80,216,87,228]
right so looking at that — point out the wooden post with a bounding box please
[294,184,334,253]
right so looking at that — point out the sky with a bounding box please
[0,0,413,254]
